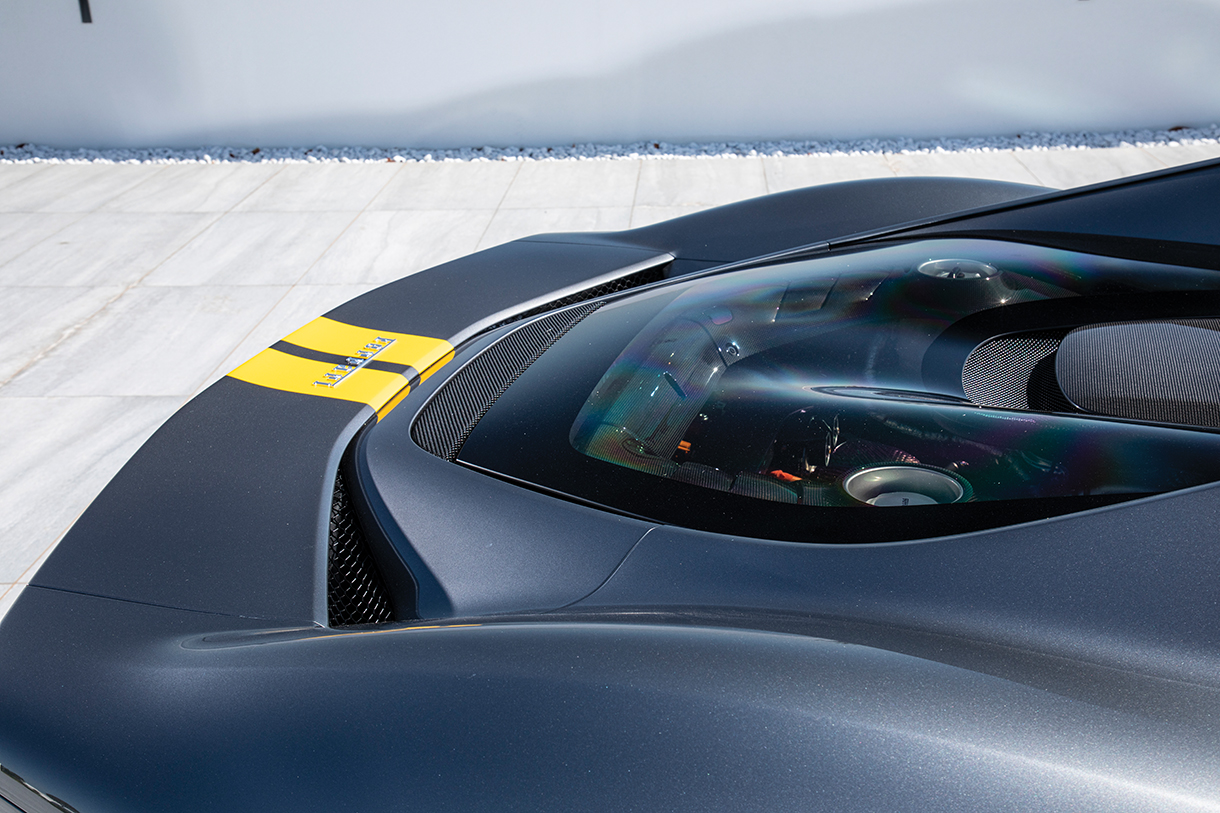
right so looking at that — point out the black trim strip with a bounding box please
[899,229,1220,271]
[270,341,413,375]
[78,0,92,23]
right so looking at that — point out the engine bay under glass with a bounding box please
[448,237,1220,540]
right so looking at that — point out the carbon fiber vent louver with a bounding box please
[413,303,604,461]
[327,469,394,626]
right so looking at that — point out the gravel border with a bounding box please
[2,125,1218,164]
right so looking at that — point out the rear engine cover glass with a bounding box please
[450,238,1220,542]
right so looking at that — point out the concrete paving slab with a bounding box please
[761,153,895,193]
[0,212,219,288]
[303,209,493,285]
[636,157,768,207]
[1012,147,1167,189]
[1,285,290,397]
[144,211,356,286]
[0,394,183,583]
[0,163,52,194]
[1140,142,1220,169]
[500,160,641,209]
[888,150,1046,187]
[200,283,381,391]
[234,162,400,212]
[101,163,284,213]
[370,161,521,210]
[0,164,169,213]
[0,285,124,385]
[0,212,84,266]
[478,207,634,250]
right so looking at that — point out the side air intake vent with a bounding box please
[413,303,604,461]
[327,469,394,626]
[962,330,1071,410]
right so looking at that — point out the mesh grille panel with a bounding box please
[413,303,603,461]
[672,462,734,492]
[1026,353,1076,412]
[962,331,1066,409]
[327,470,394,626]
[1057,319,1220,428]
[730,473,799,504]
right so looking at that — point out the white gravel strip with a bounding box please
[2,126,1218,164]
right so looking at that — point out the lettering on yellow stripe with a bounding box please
[314,334,396,388]
[229,349,409,408]
[285,317,453,373]
[227,317,454,410]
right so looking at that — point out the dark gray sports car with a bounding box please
[3,158,1220,812]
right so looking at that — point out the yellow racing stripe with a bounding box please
[284,317,453,373]
[227,317,455,415]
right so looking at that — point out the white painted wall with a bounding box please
[2,0,1219,148]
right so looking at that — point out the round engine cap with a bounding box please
[916,259,999,280]
[842,465,967,506]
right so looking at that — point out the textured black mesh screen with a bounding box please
[730,473,799,504]
[1025,353,1077,412]
[962,330,1068,409]
[327,469,395,627]
[413,303,604,461]
[1056,319,1220,428]
[672,462,734,491]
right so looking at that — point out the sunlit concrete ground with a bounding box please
[3,141,1219,621]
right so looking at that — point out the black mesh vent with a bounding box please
[962,330,1067,409]
[1026,353,1076,412]
[327,469,394,627]
[730,473,799,504]
[1057,319,1220,428]
[672,462,734,492]
[413,302,604,461]
[483,263,667,332]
